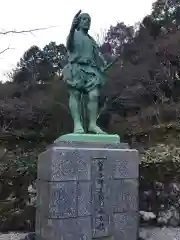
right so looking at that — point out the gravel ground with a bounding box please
[139,227,180,239]
[0,228,180,239]
[0,232,27,240]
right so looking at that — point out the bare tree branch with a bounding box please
[0,25,59,55]
[0,25,58,35]
[0,45,14,55]
[93,28,107,46]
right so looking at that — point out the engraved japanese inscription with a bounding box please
[91,156,112,238]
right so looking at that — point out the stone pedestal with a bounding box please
[36,134,139,240]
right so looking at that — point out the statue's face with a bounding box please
[78,13,91,31]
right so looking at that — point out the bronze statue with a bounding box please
[63,10,107,134]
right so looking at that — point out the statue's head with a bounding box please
[77,13,91,31]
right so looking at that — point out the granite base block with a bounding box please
[35,212,139,240]
[36,139,139,240]
[38,147,139,181]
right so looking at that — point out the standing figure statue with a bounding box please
[62,10,107,134]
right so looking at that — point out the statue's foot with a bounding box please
[74,126,85,134]
[88,124,106,134]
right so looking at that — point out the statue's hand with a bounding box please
[71,10,81,30]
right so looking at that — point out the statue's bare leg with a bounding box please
[69,89,84,133]
[88,88,106,134]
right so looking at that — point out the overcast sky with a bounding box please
[0,0,155,81]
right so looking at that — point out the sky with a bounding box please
[0,0,155,81]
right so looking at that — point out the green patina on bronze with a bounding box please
[54,133,120,144]
[62,10,107,134]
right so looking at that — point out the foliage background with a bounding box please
[1,0,180,230]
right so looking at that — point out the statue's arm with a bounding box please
[66,29,75,52]
[67,10,81,52]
